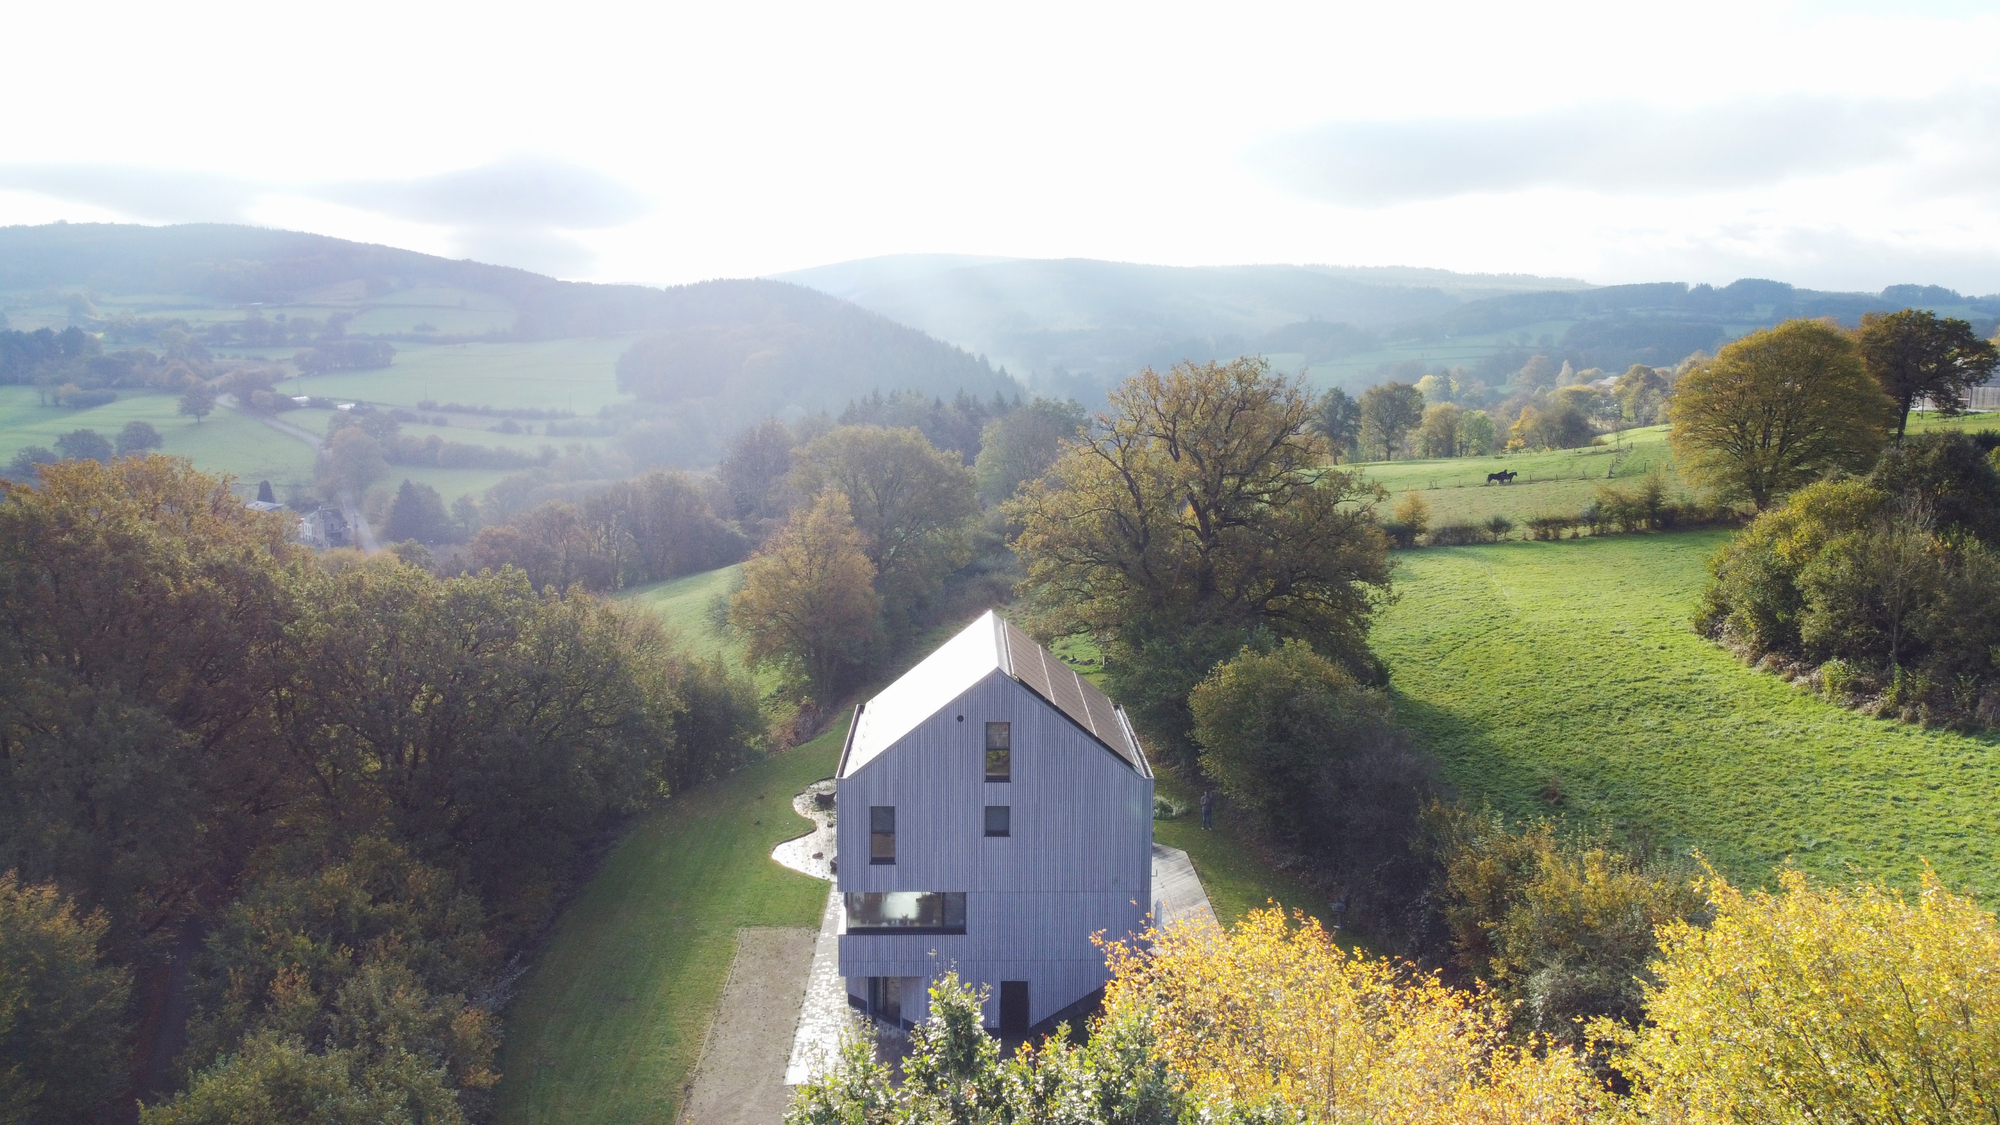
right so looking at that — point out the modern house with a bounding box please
[835,610,1154,1037]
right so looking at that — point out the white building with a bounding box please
[835,610,1153,1037]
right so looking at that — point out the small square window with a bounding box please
[870,806,895,865]
[985,722,1010,782]
[984,805,1010,837]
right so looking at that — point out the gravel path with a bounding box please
[680,927,818,1125]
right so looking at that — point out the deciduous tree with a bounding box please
[791,425,976,634]
[385,479,448,544]
[1007,358,1391,766]
[1669,319,1894,509]
[0,873,133,1125]
[1358,380,1424,460]
[973,397,1085,504]
[1613,865,2000,1125]
[729,490,881,702]
[1856,308,2000,439]
[178,381,217,424]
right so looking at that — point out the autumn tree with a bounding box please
[1614,364,1671,427]
[791,425,976,635]
[1458,409,1497,456]
[1613,865,2000,1125]
[1669,319,1895,509]
[322,427,387,498]
[973,397,1086,504]
[1417,402,1463,458]
[0,874,133,1124]
[1101,909,1603,1122]
[1856,308,2000,439]
[1358,380,1424,460]
[730,490,881,703]
[178,380,217,423]
[1007,358,1392,766]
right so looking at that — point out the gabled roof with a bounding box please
[837,610,1147,778]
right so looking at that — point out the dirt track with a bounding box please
[680,927,817,1125]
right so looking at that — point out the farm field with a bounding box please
[278,336,640,413]
[1349,425,1682,527]
[1373,532,2000,898]
[495,719,842,1125]
[0,386,316,490]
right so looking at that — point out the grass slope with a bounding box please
[1374,533,2000,897]
[616,566,745,663]
[495,720,843,1125]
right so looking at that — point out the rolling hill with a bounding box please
[776,255,2000,397]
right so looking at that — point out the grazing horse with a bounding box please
[1486,470,1518,485]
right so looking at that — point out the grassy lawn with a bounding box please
[495,720,845,1125]
[1374,532,2000,898]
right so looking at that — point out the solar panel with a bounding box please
[999,617,1140,767]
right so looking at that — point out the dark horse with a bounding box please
[1485,470,1518,485]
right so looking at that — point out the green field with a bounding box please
[616,566,747,662]
[495,720,842,1125]
[0,386,316,491]
[1348,425,1681,528]
[280,336,639,414]
[1374,532,2000,898]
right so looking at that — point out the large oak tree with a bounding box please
[1006,358,1391,765]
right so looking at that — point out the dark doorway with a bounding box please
[1000,980,1029,1037]
[868,976,902,1025]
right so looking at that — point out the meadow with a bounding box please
[0,386,316,489]
[277,335,640,414]
[1373,532,2000,898]
[495,719,842,1125]
[1349,425,1682,527]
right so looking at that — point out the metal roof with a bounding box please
[838,610,1147,777]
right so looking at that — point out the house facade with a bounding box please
[835,610,1153,1036]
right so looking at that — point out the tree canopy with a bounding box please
[1856,308,2000,438]
[1669,318,1895,509]
[1007,358,1391,764]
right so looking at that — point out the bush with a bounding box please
[1613,866,2000,1125]
[1190,641,1435,933]
[1425,521,1491,546]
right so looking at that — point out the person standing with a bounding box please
[1200,790,1213,830]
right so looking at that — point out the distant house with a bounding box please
[244,500,286,513]
[299,506,349,549]
[835,610,1153,1037]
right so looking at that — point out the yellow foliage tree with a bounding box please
[1102,907,1604,1124]
[1610,865,2000,1125]
[729,490,880,703]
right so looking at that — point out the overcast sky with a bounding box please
[3,0,1996,293]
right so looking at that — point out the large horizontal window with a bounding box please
[844,891,967,935]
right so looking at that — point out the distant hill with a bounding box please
[772,255,1592,394]
[0,222,1019,433]
[776,255,2000,394]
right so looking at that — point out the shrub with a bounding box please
[1425,521,1490,546]
[1612,866,2000,1125]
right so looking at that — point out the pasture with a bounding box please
[1349,425,1682,527]
[279,335,640,414]
[0,386,316,490]
[1373,532,2000,898]
[494,719,842,1125]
